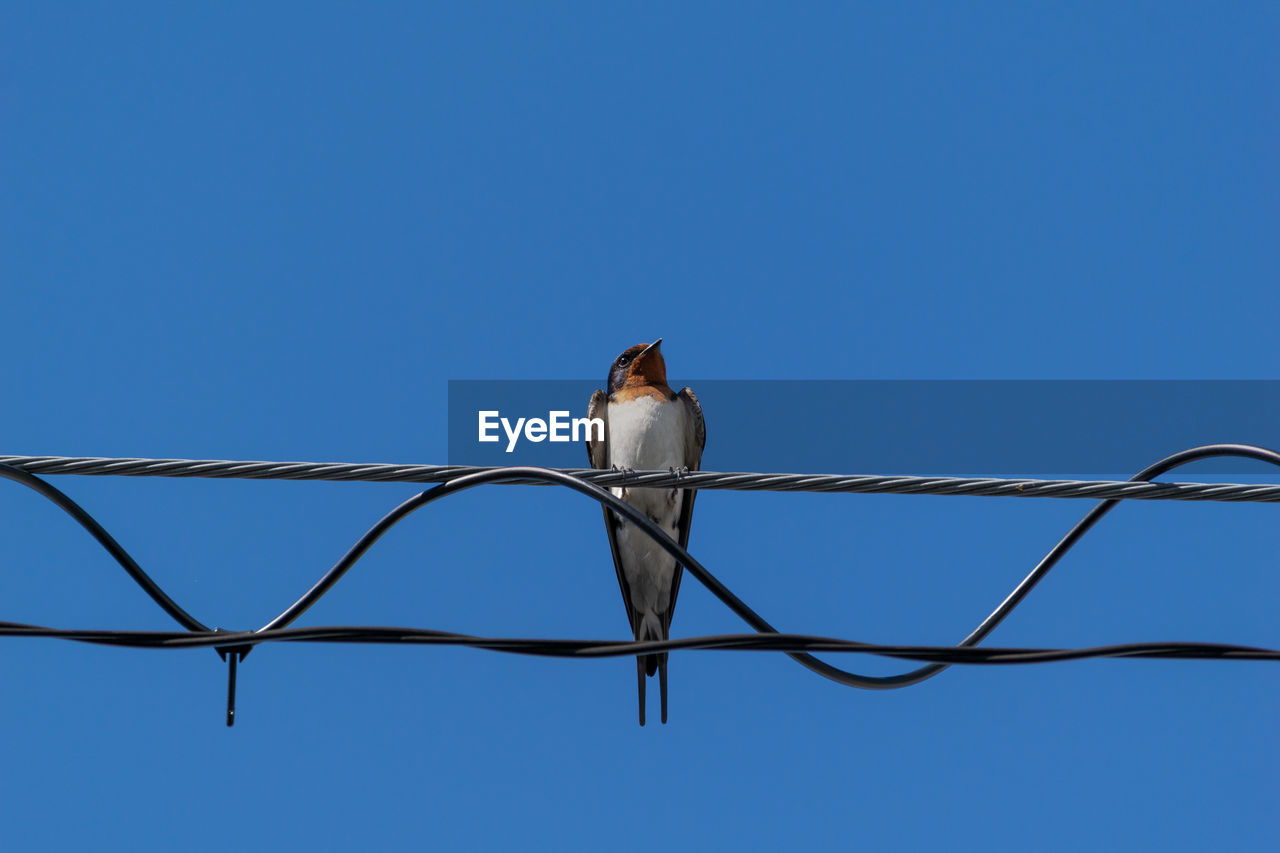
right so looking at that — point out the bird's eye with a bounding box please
[617,356,630,367]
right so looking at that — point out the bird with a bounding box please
[587,339,705,725]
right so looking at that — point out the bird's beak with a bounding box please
[639,338,663,357]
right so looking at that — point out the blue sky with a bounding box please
[1,3,1276,850]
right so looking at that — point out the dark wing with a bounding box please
[587,390,641,638]
[678,387,706,472]
[587,389,609,470]
[662,387,706,635]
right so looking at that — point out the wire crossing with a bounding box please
[0,443,1277,726]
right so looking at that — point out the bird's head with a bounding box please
[606,339,667,394]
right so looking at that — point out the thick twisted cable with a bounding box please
[4,454,1280,503]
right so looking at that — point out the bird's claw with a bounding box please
[612,465,635,499]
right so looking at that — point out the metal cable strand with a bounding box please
[2,454,1279,502]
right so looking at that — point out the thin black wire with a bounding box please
[263,444,1280,690]
[1,622,1274,664]
[870,442,1280,687]
[0,443,1277,692]
[0,463,210,632]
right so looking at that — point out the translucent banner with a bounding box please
[447,380,1280,476]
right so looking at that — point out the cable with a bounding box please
[1,622,1275,664]
[2,453,1279,502]
[256,446,1278,693]
[0,443,1277,724]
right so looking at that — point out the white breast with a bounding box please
[606,394,688,620]
[606,395,687,473]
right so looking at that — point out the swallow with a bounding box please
[587,339,705,725]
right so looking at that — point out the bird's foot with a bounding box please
[666,466,691,505]
[612,465,635,499]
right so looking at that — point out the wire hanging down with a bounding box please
[3,453,1280,502]
[0,442,1277,727]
